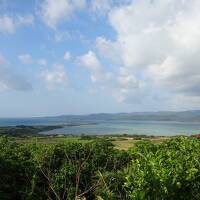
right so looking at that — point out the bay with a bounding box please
[0,117,200,136]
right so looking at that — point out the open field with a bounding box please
[0,125,174,150]
[111,136,170,150]
[13,135,170,150]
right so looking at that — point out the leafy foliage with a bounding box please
[0,136,200,199]
[125,137,200,200]
[0,137,130,200]
[0,125,62,137]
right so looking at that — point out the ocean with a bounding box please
[0,117,200,136]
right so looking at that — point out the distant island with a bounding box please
[1,110,200,137]
[3,110,200,123]
[71,110,200,122]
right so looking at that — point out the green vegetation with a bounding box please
[13,134,169,150]
[0,125,62,137]
[0,137,130,200]
[0,135,199,199]
[126,137,200,199]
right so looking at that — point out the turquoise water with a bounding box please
[41,120,200,136]
[0,118,200,136]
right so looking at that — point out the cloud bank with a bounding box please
[83,0,200,105]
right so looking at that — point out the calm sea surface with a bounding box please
[0,118,200,136]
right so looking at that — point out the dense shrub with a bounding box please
[94,171,129,200]
[125,137,200,200]
[0,137,130,200]
[0,136,200,200]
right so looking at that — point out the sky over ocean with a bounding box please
[0,0,200,117]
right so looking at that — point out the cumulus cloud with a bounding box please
[78,51,142,103]
[40,0,86,29]
[90,0,200,104]
[96,36,122,64]
[0,15,34,34]
[78,51,111,82]
[0,54,32,91]
[40,64,68,90]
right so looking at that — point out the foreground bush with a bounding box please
[0,136,200,199]
[125,137,200,200]
[0,138,130,200]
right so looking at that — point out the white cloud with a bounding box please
[0,15,34,34]
[90,0,112,16]
[40,64,68,90]
[63,51,71,61]
[78,51,111,82]
[18,54,33,65]
[78,51,141,103]
[96,36,121,63]
[0,54,32,91]
[91,0,200,105]
[90,0,132,16]
[40,0,86,29]
[0,15,15,34]
[112,75,140,103]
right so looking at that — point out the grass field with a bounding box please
[13,135,170,150]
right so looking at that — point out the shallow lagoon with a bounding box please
[1,118,200,136]
[40,120,200,136]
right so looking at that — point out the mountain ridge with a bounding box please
[2,110,200,122]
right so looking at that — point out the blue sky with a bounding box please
[0,0,200,117]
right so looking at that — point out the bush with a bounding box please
[125,137,200,200]
[0,137,130,200]
[0,136,200,200]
